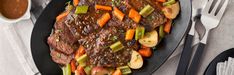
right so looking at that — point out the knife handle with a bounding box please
[176,34,194,75]
[186,43,206,75]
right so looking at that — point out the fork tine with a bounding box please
[216,0,229,19]
[210,0,221,15]
[202,0,214,14]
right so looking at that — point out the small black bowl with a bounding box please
[204,48,234,75]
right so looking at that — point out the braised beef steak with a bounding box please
[48,0,166,67]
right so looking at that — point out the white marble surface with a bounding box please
[0,0,234,75]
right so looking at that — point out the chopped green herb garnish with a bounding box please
[111,36,118,41]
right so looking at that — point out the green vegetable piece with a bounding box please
[62,67,66,75]
[62,64,71,75]
[76,54,88,67]
[117,66,132,75]
[159,25,165,38]
[135,26,145,40]
[84,66,92,75]
[139,5,155,17]
[75,6,89,14]
[163,0,176,6]
[110,41,124,52]
[65,1,73,11]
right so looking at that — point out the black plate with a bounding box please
[31,0,191,75]
[204,48,234,75]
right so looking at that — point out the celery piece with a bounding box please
[62,64,71,75]
[76,54,88,67]
[75,6,89,14]
[135,26,145,40]
[117,66,132,75]
[84,66,92,75]
[110,41,124,52]
[163,0,176,6]
[159,25,165,38]
[139,5,155,17]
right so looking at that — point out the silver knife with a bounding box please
[176,0,207,75]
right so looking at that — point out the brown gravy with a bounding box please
[0,0,28,19]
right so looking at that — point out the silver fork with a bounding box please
[187,0,229,75]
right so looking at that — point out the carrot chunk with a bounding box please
[97,13,111,27]
[113,7,125,21]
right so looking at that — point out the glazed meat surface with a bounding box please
[48,0,166,66]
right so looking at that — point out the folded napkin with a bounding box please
[1,21,40,75]
[217,57,234,75]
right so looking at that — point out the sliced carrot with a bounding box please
[156,0,166,3]
[138,47,152,57]
[112,69,122,75]
[56,11,69,21]
[128,8,141,23]
[73,0,79,6]
[71,60,76,73]
[95,4,112,11]
[75,66,85,75]
[97,13,111,27]
[164,19,172,34]
[75,45,85,59]
[113,7,125,21]
[125,29,135,40]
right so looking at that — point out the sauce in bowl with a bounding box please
[0,0,28,19]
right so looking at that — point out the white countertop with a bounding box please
[0,0,234,75]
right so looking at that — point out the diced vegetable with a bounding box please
[75,66,85,75]
[135,26,145,40]
[75,45,86,59]
[163,0,176,6]
[164,20,172,34]
[125,29,135,40]
[84,66,92,75]
[70,60,76,73]
[139,5,155,17]
[113,7,125,21]
[56,11,69,21]
[138,47,152,57]
[62,67,66,75]
[63,64,71,75]
[73,0,79,6]
[112,69,122,75]
[129,8,141,23]
[162,2,180,19]
[65,2,73,11]
[75,6,89,14]
[117,66,132,74]
[91,66,109,75]
[157,0,166,3]
[159,25,165,38]
[76,54,88,67]
[128,50,143,69]
[110,41,124,52]
[139,30,158,47]
[97,13,111,27]
[95,5,112,11]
